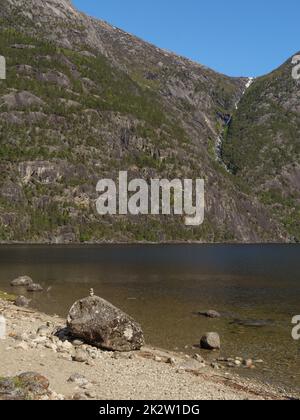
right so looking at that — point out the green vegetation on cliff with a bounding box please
[0,0,298,243]
[223,57,300,240]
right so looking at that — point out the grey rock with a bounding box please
[243,359,253,368]
[227,362,236,368]
[73,349,88,363]
[198,310,221,319]
[14,296,31,307]
[0,181,25,204]
[80,50,96,58]
[67,296,145,352]
[0,372,49,400]
[200,333,221,350]
[1,91,44,109]
[166,357,176,366]
[112,351,132,360]
[11,44,36,50]
[86,347,98,359]
[217,357,227,362]
[72,392,88,400]
[11,276,33,287]
[85,390,96,399]
[67,373,89,387]
[211,362,220,370]
[27,283,43,292]
[72,339,84,347]
[178,359,205,372]
[37,70,70,88]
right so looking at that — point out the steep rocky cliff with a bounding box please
[223,55,300,241]
[0,0,296,243]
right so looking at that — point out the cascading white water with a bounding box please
[216,77,255,169]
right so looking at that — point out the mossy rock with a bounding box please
[0,372,50,400]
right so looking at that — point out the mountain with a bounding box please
[0,0,297,243]
[222,55,300,241]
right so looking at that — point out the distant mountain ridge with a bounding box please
[0,0,298,243]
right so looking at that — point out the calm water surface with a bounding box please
[0,244,299,392]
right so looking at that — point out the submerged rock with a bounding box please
[67,295,145,352]
[231,319,275,328]
[198,310,221,319]
[27,283,43,292]
[200,332,221,350]
[11,276,33,287]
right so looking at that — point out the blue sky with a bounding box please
[73,0,300,77]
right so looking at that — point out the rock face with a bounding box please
[67,296,145,352]
[11,276,33,287]
[0,0,296,244]
[200,333,221,350]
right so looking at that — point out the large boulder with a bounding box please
[67,296,145,352]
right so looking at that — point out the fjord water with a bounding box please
[0,244,299,392]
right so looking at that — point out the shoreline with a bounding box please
[0,241,298,246]
[0,296,297,401]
